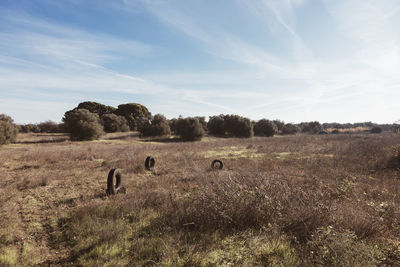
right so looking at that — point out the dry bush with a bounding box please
[0,114,18,145]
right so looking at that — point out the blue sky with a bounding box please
[0,0,399,124]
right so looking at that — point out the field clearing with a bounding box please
[1,133,400,266]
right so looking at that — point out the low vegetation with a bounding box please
[0,132,399,265]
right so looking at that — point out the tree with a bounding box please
[207,115,225,136]
[168,118,178,134]
[208,114,253,138]
[282,123,300,135]
[254,119,277,137]
[273,120,285,133]
[77,101,116,116]
[175,117,204,141]
[101,114,129,133]
[114,103,151,130]
[300,121,323,134]
[194,116,208,132]
[62,109,104,141]
[38,121,63,133]
[19,124,40,133]
[139,114,171,137]
[370,126,382,134]
[223,114,253,138]
[0,114,18,145]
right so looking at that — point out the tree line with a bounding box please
[1,101,399,144]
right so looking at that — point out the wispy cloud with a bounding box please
[1,1,399,123]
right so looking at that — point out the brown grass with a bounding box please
[0,132,399,265]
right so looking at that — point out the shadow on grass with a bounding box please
[104,132,140,140]
[141,137,183,143]
[16,137,69,144]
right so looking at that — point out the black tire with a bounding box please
[211,159,223,170]
[106,168,122,195]
[145,156,155,170]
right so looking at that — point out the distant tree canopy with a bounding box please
[101,114,129,133]
[63,109,104,141]
[175,117,204,141]
[38,121,64,133]
[207,114,253,138]
[114,103,151,130]
[299,121,324,134]
[139,114,171,137]
[281,123,300,135]
[77,101,116,116]
[254,119,277,137]
[19,124,41,133]
[273,120,285,133]
[0,114,18,145]
[370,126,382,134]
[65,101,152,132]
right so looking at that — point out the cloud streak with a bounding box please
[1,1,399,123]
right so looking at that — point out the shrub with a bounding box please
[254,119,277,137]
[307,227,383,266]
[224,115,253,138]
[114,103,151,130]
[370,126,382,134]
[281,123,300,135]
[62,109,104,141]
[0,114,18,145]
[208,114,253,138]
[207,115,225,136]
[101,114,129,133]
[175,117,204,141]
[139,114,171,137]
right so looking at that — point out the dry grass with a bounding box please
[0,132,399,266]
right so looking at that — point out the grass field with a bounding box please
[0,132,400,266]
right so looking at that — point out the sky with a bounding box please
[0,0,399,124]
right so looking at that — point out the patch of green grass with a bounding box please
[200,146,264,159]
[0,247,18,265]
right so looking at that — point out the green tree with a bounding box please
[300,121,323,134]
[176,117,204,141]
[63,109,104,141]
[223,114,253,138]
[77,101,116,116]
[101,114,129,133]
[207,115,225,136]
[139,114,171,137]
[114,103,151,130]
[282,123,300,135]
[254,119,277,137]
